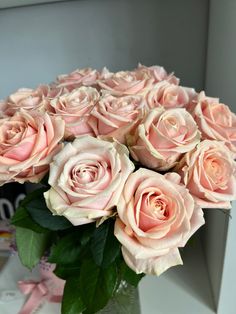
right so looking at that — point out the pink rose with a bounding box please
[89,94,147,144]
[98,70,153,96]
[128,108,201,170]
[36,84,65,99]
[176,140,236,209]
[114,169,204,275]
[192,92,236,157]
[135,63,180,85]
[144,81,197,109]
[48,86,100,139]
[0,88,46,117]
[0,110,64,185]
[44,136,134,226]
[55,67,99,91]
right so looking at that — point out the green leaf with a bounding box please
[20,187,47,206]
[90,220,121,268]
[24,189,73,231]
[80,224,96,246]
[62,277,86,314]
[11,206,48,233]
[54,264,81,280]
[48,233,82,265]
[120,261,145,287]
[80,258,117,314]
[15,226,51,270]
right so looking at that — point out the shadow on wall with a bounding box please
[0,0,208,98]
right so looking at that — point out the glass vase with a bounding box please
[40,260,141,314]
[97,280,141,314]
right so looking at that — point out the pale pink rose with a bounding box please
[44,136,134,226]
[135,63,180,85]
[176,140,236,209]
[114,169,204,275]
[0,88,46,117]
[47,86,100,139]
[89,94,147,144]
[145,81,197,109]
[98,70,154,96]
[192,91,236,157]
[56,67,99,91]
[128,108,201,170]
[0,110,64,185]
[36,84,65,99]
[98,67,113,80]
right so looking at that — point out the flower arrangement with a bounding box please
[0,63,235,314]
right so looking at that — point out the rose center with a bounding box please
[72,164,98,184]
[204,156,230,187]
[142,193,169,220]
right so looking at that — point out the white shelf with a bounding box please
[140,238,215,314]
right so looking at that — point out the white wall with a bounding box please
[0,0,208,98]
[205,0,236,111]
[205,1,236,313]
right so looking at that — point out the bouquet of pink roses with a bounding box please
[0,64,235,314]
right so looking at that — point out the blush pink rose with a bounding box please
[192,91,236,157]
[128,108,201,170]
[98,70,153,96]
[36,84,65,99]
[0,110,64,185]
[144,81,197,109]
[0,88,46,117]
[135,63,180,85]
[114,169,204,275]
[44,136,134,226]
[55,67,100,91]
[176,140,236,209]
[88,94,147,144]
[47,86,100,139]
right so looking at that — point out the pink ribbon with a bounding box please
[18,279,62,314]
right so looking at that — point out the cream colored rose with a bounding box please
[36,84,65,99]
[145,81,197,109]
[47,86,100,139]
[0,88,46,117]
[89,94,147,144]
[56,67,99,91]
[135,63,180,85]
[44,136,134,226]
[128,108,201,170]
[192,91,236,157]
[114,169,204,275]
[176,140,236,209]
[0,110,64,185]
[98,70,153,96]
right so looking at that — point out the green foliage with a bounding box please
[48,232,83,265]
[119,261,145,287]
[23,188,73,231]
[80,258,118,314]
[62,277,86,314]
[90,220,121,267]
[11,187,145,313]
[54,264,81,280]
[11,206,48,233]
[15,226,51,270]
